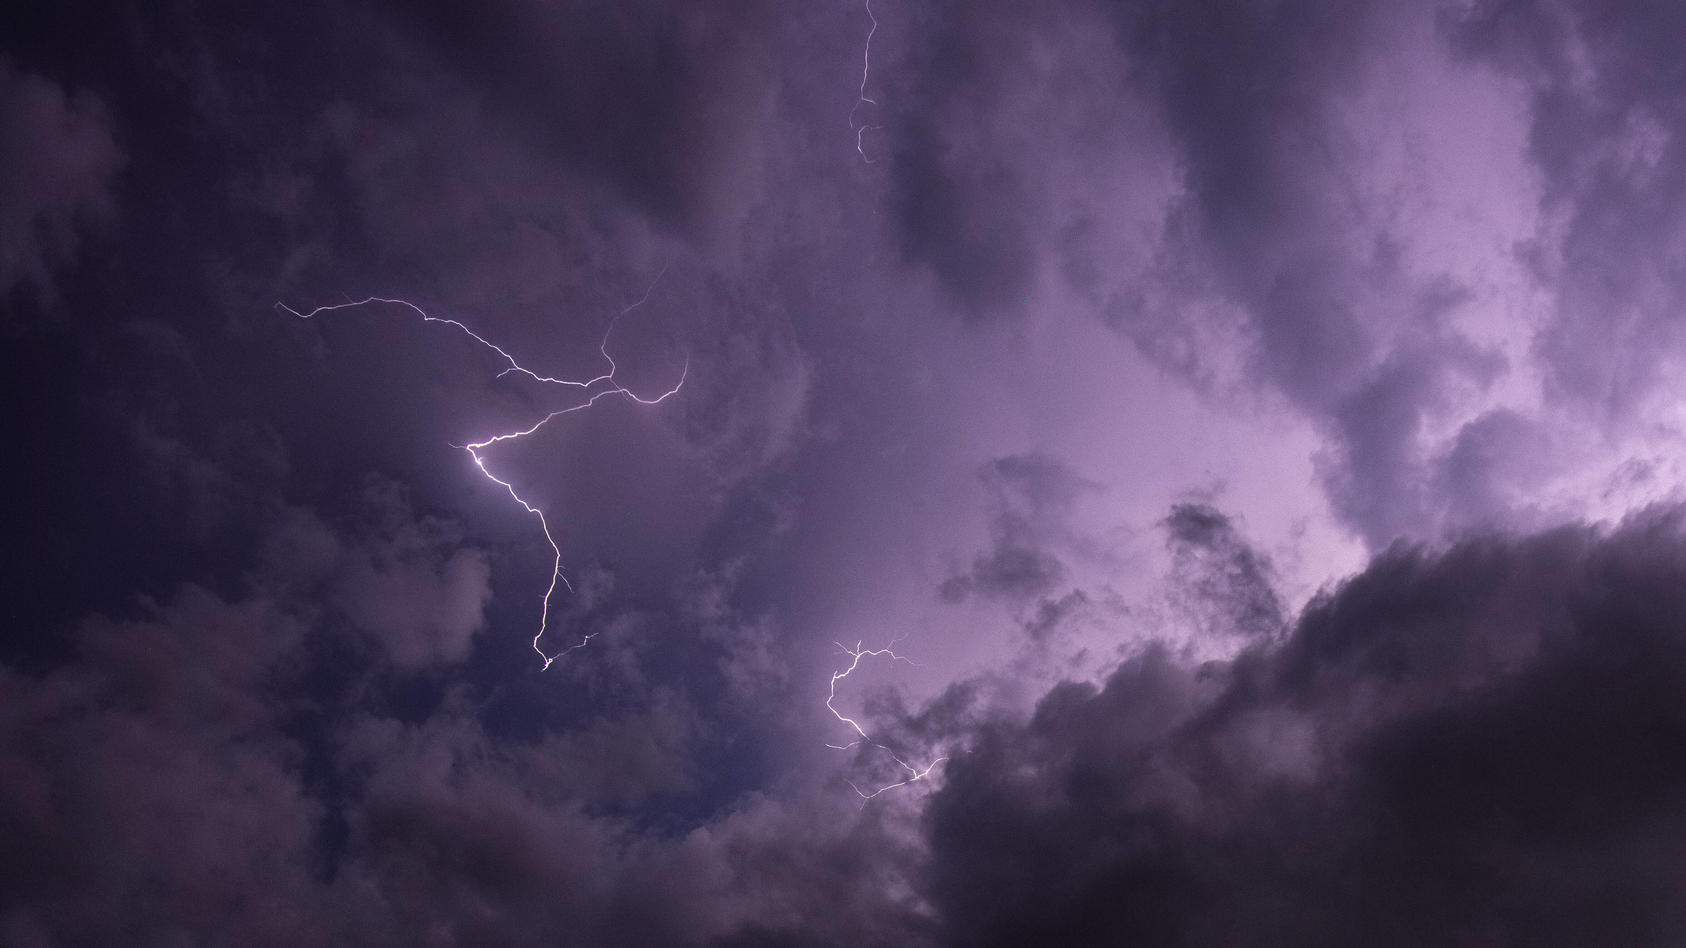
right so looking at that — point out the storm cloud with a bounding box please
[929,510,1686,946]
[8,0,1686,944]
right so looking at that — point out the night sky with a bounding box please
[7,1,1686,944]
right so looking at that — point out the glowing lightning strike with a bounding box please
[848,0,882,162]
[826,640,948,800]
[277,273,686,669]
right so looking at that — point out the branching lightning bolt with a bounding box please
[826,640,947,800]
[832,2,953,800]
[277,271,685,669]
[848,0,882,163]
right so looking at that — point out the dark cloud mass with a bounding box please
[930,511,1686,945]
[1162,503,1284,640]
[391,0,773,233]
[0,57,120,309]
[940,454,1095,602]
[1448,0,1686,416]
[7,0,1686,944]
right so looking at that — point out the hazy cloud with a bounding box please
[927,509,1686,945]
[0,58,120,308]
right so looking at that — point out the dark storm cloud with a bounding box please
[940,453,1098,602]
[16,0,1686,943]
[888,122,1038,318]
[1432,407,1555,529]
[939,541,1066,603]
[1064,0,1515,547]
[1021,589,1094,643]
[868,0,1519,547]
[1127,0,1463,551]
[394,0,773,233]
[1162,503,1284,640]
[0,473,924,946]
[264,478,494,668]
[925,508,1686,945]
[0,8,874,938]
[0,58,120,309]
[0,584,331,946]
[1447,0,1686,419]
[1319,338,1508,545]
[1099,0,1383,397]
[876,2,1083,319]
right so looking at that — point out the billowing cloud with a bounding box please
[927,509,1686,945]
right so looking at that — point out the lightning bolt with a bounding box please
[277,271,685,669]
[826,640,948,800]
[831,4,953,799]
[848,0,882,163]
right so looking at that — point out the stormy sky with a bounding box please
[6,1,1686,944]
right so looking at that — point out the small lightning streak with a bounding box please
[848,0,882,163]
[826,640,947,800]
[277,274,685,669]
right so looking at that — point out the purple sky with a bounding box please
[7,1,1686,944]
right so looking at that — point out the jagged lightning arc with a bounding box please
[849,0,882,162]
[826,640,948,800]
[277,272,685,669]
[826,0,951,799]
